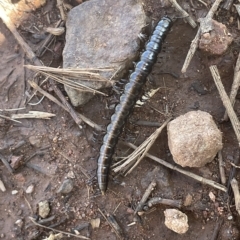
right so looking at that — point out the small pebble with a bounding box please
[26,184,34,194]
[29,136,41,148]
[15,219,23,228]
[38,200,50,218]
[12,190,18,195]
[164,209,189,234]
[0,179,6,192]
[57,179,74,194]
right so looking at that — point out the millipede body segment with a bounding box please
[97,16,172,194]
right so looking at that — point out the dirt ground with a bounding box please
[0,0,240,239]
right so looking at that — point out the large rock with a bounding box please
[167,111,222,168]
[63,0,147,106]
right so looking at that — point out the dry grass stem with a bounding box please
[223,52,240,121]
[113,118,171,175]
[25,65,114,96]
[209,65,240,145]
[29,217,90,239]
[121,142,227,192]
[218,150,226,184]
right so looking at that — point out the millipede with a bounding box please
[97,16,173,194]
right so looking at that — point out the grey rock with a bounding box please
[38,200,50,218]
[63,0,147,106]
[57,179,74,194]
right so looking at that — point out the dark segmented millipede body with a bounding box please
[97,16,172,194]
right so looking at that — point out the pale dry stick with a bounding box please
[134,180,157,215]
[56,0,66,21]
[113,118,171,174]
[29,217,90,240]
[209,65,240,145]
[218,150,226,184]
[23,195,33,214]
[113,202,122,214]
[181,0,223,73]
[98,208,122,240]
[145,197,182,209]
[122,142,227,192]
[11,111,55,120]
[230,178,240,215]
[223,52,240,121]
[169,0,197,28]
[0,178,6,192]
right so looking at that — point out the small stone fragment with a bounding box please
[167,111,223,167]
[90,218,101,229]
[199,19,233,55]
[57,179,74,194]
[164,209,189,234]
[29,136,41,148]
[10,155,23,170]
[209,191,216,202]
[0,179,6,192]
[12,190,18,195]
[15,219,23,228]
[26,184,34,194]
[38,200,50,218]
[184,194,193,207]
[191,80,208,95]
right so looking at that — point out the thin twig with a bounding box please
[56,0,66,21]
[145,197,182,209]
[209,65,240,146]
[29,217,90,239]
[134,180,156,215]
[98,208,122,239]
[121,142,227,192]
[169,0,197,28]
[223,52,240,121]
[0,153,14,173]
[135,120,161,127]
[0,114,21,123]
[218,150,226,184]
[230,178,240,215]
[181,0,223,73]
